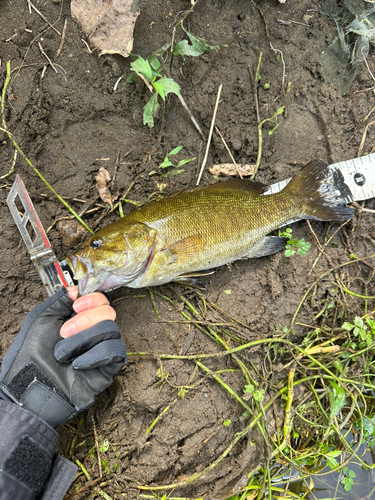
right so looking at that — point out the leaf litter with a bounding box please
[70,0,141,57]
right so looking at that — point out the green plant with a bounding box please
[279,227,311,257]
[128,28,218,128]
[341,316,375,356]
[172,26,219,58]
[128,56,180,128]
[149,145,196,178]
[341,466,356,491]
[243,384,265,403]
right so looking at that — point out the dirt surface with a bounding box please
[1,1,375,498]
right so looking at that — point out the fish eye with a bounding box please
[90,239,103,249]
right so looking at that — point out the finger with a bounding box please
[67,286,79,301]
[60,305,116,338]
[73,292,110,313]
[55,320,121,363]
[72,339,127,370]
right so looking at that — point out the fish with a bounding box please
[66,160,354,295]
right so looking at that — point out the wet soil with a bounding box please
[1,1,375,499]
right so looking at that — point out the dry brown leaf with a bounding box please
[209,164,256,177]
[95,167,114,207]
[71,0,141,58]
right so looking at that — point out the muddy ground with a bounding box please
[1,0,375,498]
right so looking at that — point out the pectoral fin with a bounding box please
[246,236,288,258]
[162,234,203,263]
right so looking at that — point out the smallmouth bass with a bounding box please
[66,160,354,295]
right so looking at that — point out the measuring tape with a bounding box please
[266,153,375,202]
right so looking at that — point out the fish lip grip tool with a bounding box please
[7,174,74,296]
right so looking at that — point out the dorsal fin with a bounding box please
[203,179,268,195]
[166,179,268,199]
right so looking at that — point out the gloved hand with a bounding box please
[0,287,127,429]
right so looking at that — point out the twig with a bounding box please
[111,148,121,190]
[113,76,122,92]
[91,413,102,478]
[364,105,375,121]
[364,56,375,85]
[81,39,92,53]
[66,477,103,499]
[1,61,94,234]
[29,0,61,35]
[38,42,58,73]
[1,149,17,179]
[196,83,222,185]
[270,43,287,94]
[215,126,243,178]
[56,18,67,57]
[251,1,269,39]
[156,56,205,140]
[358,120,375,157]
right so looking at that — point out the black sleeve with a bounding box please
[0,400,77,500]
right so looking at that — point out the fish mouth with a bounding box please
[66,254,107,295]
[65,245,155,295]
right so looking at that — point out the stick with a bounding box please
[38,42,58,73]
[56,18,67,57]
[358,120,375,157]
[29,0,61,36]
[214,126,243,178]
[91,414,102,478]
[196,83,222,185]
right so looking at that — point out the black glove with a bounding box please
[0,288,127,429]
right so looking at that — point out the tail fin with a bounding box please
[284,160,354,221]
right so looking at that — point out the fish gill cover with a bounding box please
[320,0,375,93]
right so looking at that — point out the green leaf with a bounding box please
[327,450,342,458]
[342,322,354,331]
[172,39,204,57]
[285,247,295,257]
[153,78,180,100]
[172,29,219,58]
[223,419,232,426]
[366,318,375,332]
[127,72,137,84]
[159,158,174,169]
[131,57,153,82]
[170,169,185,176]
[143,93,160,128]
[99,439,109,453]
[149,55,162,72]
[168,145,184,155]
[253,389,265,402]
[326,456,338,469]
[244,384,255,394]
[354,316,364,328]
[344,483,352,491]
[333,359,343,373]
[176,157,196,168]
[328,381,346,420]
[348,470,356,478]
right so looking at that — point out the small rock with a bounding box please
[57,219,89,247]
